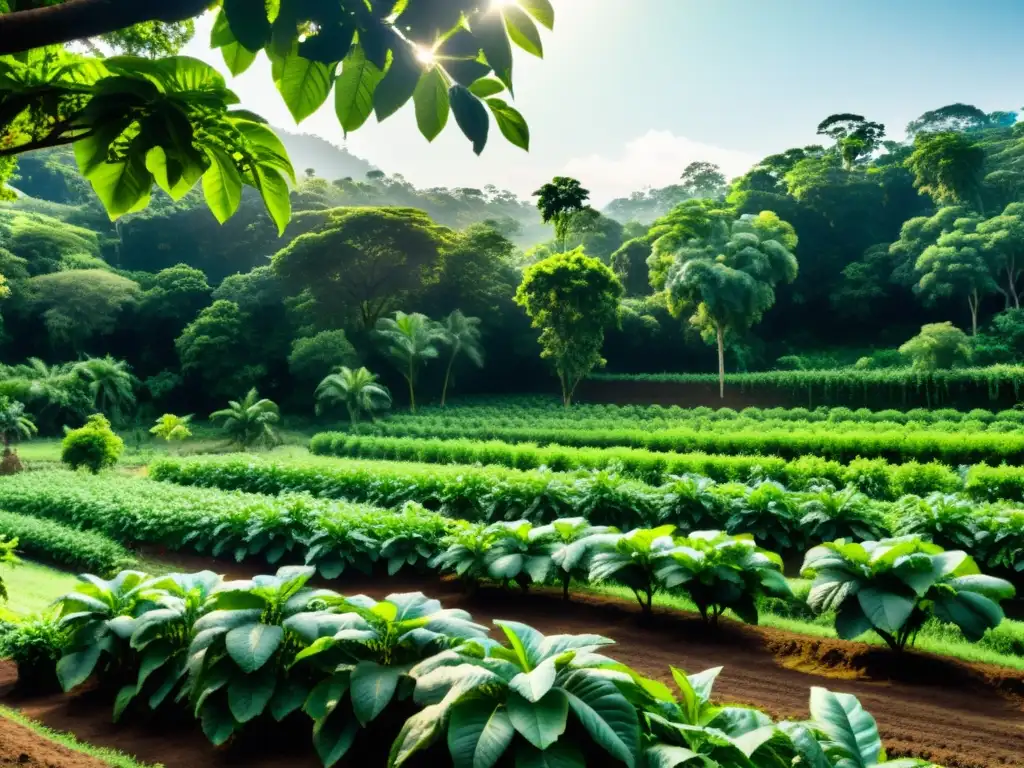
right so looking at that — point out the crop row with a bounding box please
[350,418,1024,465]
[33,565,927,768]
[0,509,136,576]
[149,456,1024,575]
[310,432,980,500]
[0,471,452,579]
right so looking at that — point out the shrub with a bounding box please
[802,536,1015,651]
[899,322,973,371]
[0,510,135,576]
[61,414,123,473]
[0,614,69,692]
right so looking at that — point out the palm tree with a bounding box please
[72,356,138,424]
[375,311,446,413]
[439,310,484,407]
[315,366,392,424]
[0,397,36,455]
[210,389,280,449]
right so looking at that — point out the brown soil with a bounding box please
[0,715,109,768]
[3,558,1023,768]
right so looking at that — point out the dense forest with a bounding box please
[3,103,1024,419]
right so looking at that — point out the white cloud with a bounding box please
[562,131,758,205]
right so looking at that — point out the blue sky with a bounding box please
[185,0,1024,203]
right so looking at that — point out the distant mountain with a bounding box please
[275,129,377,182]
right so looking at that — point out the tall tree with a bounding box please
[906,132,987,213]
[610,238,654,296]
[439,310,484,407]
[976,202,1024,309]
[816,114,885,169]
[515,248,623,406]
[315,366,391,423]
[26,269,141,352]
[680,161,727,198]
[915,224,998,335]
[175,300,265,400]
[667,212,799,397]
[0,1,553,226]
[272,207,453,330]
[533,177,590,251]
[375,311,446,413]
[906,104,995,137]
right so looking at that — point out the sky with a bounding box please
[183,0,1024,205]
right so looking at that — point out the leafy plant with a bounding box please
[0,535,15,602]
[389,620,640,767]
[375,312,447,414]
[289,591,488,766]
[438,310,484,408]
[892,493,982,551]
[656,531,792,626]
[0,396,36,473]
[540,518,617,600]
[61,413,124,473]
[587,526,677,614]
[0,613,69,692]
[315,366,392,424]
[210,388,280,448]
[149,413,193,446]
[72,357,139,425]
[799,484,887,542]
[802,536,1016,650]
[727,481,802,553]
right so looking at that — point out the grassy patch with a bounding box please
[0,560,80,617]
[0,705,162,768]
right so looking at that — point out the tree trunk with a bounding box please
[407,363,416,414]
[1008,260,1020,308]
[441,351,456,408]
[716,324,726,399]
[347,404,358,426]
[969,292,979,336]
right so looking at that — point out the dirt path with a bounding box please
[3,559,1022,768]
[0,714,111,768]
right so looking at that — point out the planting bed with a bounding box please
[3,561,1021,768]
[0,715,111,768]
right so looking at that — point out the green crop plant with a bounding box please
[726,481,803,553]
[586,526,678,614]
[655,531,792,626]
[290,592,488,766]
[537,518,617,600]
[0,510,135,577]
[802,536,1016,651]
[892,493,982,551]
[390,621,640,767]
[799,485,888,543]
[0,614,68,693]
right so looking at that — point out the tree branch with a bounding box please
[0,0,211,56]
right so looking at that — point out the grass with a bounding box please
[0,705,162,768]
[587,583,1024,671]
[0,560,79,617]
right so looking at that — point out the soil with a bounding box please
[3,558,1023,768]
[0,715,109,768]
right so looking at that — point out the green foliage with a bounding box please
[375,311,447,413]
[288,330,358,387]
[0,395,35,451]
[0,614,69,692]
[149,413,192,444]
[533,176,590,251]
[27,270,141,352]
[0,509,135,576]
[0,534,16,602]
[899,323,973,370]
[610,238,653,296]
[315,366,392,423]
[60,414,124,474]
[210,388,280,448]
[176,300,266,400]
[802,536,1015,650]
[71,356,138,424]
[515,248,623,405]
[438,309,484,407]
[906,131,987,210]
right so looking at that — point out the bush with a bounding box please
[61,414,123,473]
[0,614,69,692]
[899,322,973,371]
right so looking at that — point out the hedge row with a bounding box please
[310,432,972,500]
[0,471,452,579]
[0,509,136,577]
[351,418,1024,466]
[149,456,1024,574]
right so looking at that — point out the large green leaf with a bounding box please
[335,45,384,133]
[222,0,271,51]
[414,67,450,142]
[145,146,199,201]
[351,661,402,725]
[56,644,103,692]
[948,574,1016,600]
[514,743,585,768]
[562,671,639,767]
[519,0,555,30]
[448,700,515,768]
[504,6,544,57]
[835,601,874,641]
[389,701,446,766]
[222,41,257,76]
[469,78,505,98]
[643,744,701,768]
[253,165,291,236]
[808,687,881,768]
[304,674,350,720]
[510,657,557,703]
[275,52,333,122]
[228,666,277,722]
[450,85,489,155]
[856,587,915,635]
[84,152,153,220]
[202,146,243,224]
[778,722,833,768]
[200,699,237,746]
[486,98,529,151]
[373,45,420,121]
[225,623,284,673]
[507,689,568,750]
[314,712,359,768]
[932,591,1004,641]
[473,12,513,92]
